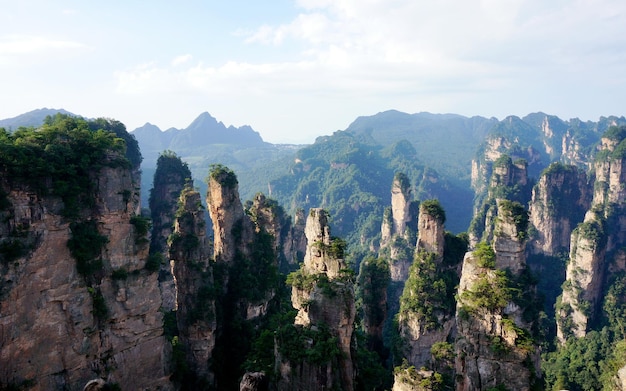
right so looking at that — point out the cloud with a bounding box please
[171,54,193,67]
[0,34,87,56]
[113,0,626,141]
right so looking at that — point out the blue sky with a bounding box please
[1,0,625,143]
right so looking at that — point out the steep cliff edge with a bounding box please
[528,162,591,256]
[470,155,531,246]
[149,151,192,311]
[394,200,465,390]
[169,185,216,386]
[394,200,458,389]
[0,116,170,390]
[557,126,626,342]
[279,208,356,391]
[456,200,541,391]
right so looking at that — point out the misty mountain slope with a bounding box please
[345,110,498,183]
[267,130,473,248]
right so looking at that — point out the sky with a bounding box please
[1,0,625,144]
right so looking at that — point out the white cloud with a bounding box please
[171,54,193,67]
[112,0,626,142]
[0,34,87,56]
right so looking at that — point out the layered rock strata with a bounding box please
[0,158,170,390]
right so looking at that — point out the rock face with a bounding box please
[380,173,418,282]
[556,133,626,342]
[455,199,540,390]
[0,165,170,389]
[470,155,531,247]
[278,208,356,391]
[398,202,450,368]
[169,185,216,383]
[149,152,192,311]
[528,163,591,256]
[207,167,250,265]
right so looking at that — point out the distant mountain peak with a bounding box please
[0,108,76,129]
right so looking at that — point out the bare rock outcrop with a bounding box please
[278,208,356,391]
[398,201,451,369]
[455,246,541,391]
[380,173,418,282]
[0,165,170,390]
[455,198,540,391]
[149,152,192,311]
[170,185,216,383]
[556,132,626,342]
[528,163,591,256]
[207,166,250,265]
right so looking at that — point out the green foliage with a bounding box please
[145,252,163,273]
[87,117,142,168]
[501,317,535,353]
[393,359,445,390]
[68,220,108,278]
[421,199,446,224]
[603,272,626,339]
[167,232,199,254]
[357,255,391,330]
[87,286,108,320]
[162,310,178,340]
[276,323,342,365]
[170,336,191,383]
[0,239,26,265]
[461,269,511,313]
[187,284,216,323]
[286,268,319,291]
[431,341,454,362]
[493,154,513,169]
[474,241,496,268]
[543,328,613,391]
[111,268,129,280]
[329,237,347,259]
[208,163,238,188]
[394,172,411,192]
[575,220,605,244]
[354,330,392,391]
[400,250,458,330]
[601,125,626,142]
[498,200,529,241]
[442,231,469,266]
[130,214,151,237]
[596,126,626,162]
[0,114,131,218]
[601,339,626,390]
[229,229,280,302]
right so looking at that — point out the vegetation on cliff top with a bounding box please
[0,114,136,218]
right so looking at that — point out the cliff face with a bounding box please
[169,185,216,383]
[0,162,170,390]
[149,153,192,311]
[207,167,250,265]
[470,155,531,246]
[528,163,591,256]
[556,133,626,342]
[455,200,540,391]
[279,208,356,391]
[379,173,418,282]
[247,193,304,273]
[397,201,454,376]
